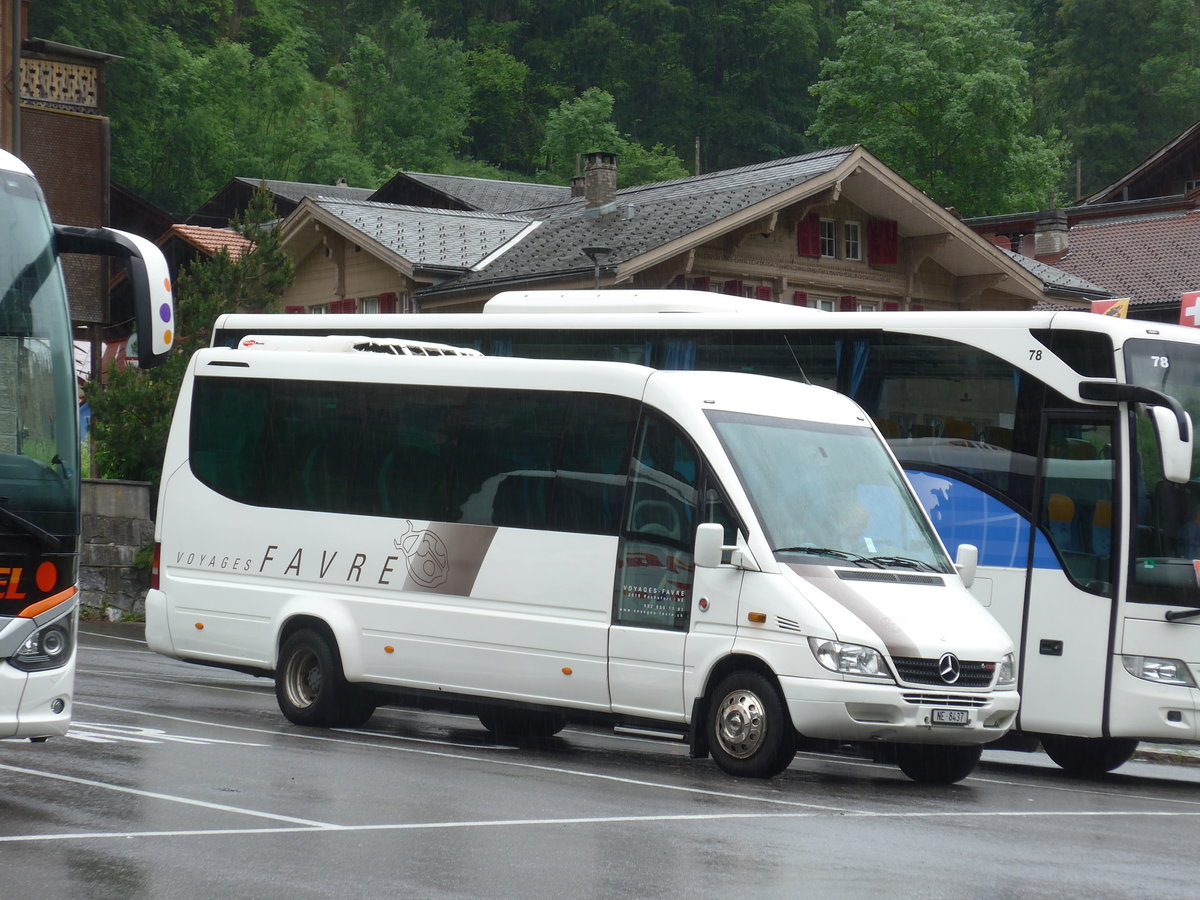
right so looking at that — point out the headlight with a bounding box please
[996,652,1016,686]
[1122,655,1197,687]
[9,607,76,672]
[809,637,892,679]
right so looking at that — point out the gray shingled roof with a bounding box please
[998,248,1111,300]
[386,172,573,213]
[237,177,376,205]
[312,198,537,270]
[422,147,856,294]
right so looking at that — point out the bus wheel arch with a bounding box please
[274,618,375,729]
[700,658,797,778]
[1039,734,1138,776]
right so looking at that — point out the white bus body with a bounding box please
[211,294,1200,775]
[1,149,173,740]
[147,348,1017,783]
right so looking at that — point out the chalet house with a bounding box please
[967,120,1200,323]
[199,146,1106,315]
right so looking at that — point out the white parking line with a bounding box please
[0,762,336,829]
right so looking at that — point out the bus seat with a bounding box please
[943,419,975,440]
[1046,493,1082,551]
[1091,500,1113,558]
[1066,438,1097,459]
[982,426,1013,449]
[631,499,681,541]
[873,417,901,438]
[909,423,935,438]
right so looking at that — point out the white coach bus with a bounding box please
[212,294,1200,776]
[146,342,1018,783]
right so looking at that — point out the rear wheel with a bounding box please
[1040,735,1138,776]
[706,671,796,778]
[276,629,375,728]
[478,708,567,740]
[894,743,982,784]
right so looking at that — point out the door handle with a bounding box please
[1039,639,1063,656]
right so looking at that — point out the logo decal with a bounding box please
[938,652,962,684]
[395,521,449,588]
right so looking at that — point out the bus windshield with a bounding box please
[707,410,952,573]
[1126,338,1200,604]
[0,168,79,544]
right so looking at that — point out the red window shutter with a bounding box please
[883,301,900,311]
[911,303,925,311]
[796,214,821,258]
[378,292,398,314]
[754,285,773,301]
[722,279,743,296]
[345,298,357,313]
[839,295,857,312]
[284,305,306,314]
[792,291,808,307]
[867,220,899,265]
[692,276,711,291]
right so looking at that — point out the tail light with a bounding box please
[151,542,161,590]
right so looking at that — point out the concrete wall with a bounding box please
[80,478,154,619]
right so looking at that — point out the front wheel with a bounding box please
[894,743,982,784]
[276,629,375,728]
[706,671,796,778]
[1040,735,1138,776]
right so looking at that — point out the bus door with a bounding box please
[609,413,739,721]
[1019,413,1118,735]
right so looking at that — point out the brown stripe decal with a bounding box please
[787,564,923,657]
[395,521,497,596]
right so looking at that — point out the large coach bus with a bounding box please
[1,149,173,741]
[146,341,1019,783]
[212,292,1200,775]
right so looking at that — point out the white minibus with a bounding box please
[146,343,1018,782]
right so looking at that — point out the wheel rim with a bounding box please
[715,689,767,759]
[283,646,321,710]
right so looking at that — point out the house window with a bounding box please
[1185,179,1200,194]
[361,296,380,314]
[812,297,836,312]
[857,300,878,312]
[844,221,862,261]
[819,219,837,258]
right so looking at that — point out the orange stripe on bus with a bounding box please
[18,586,78,618]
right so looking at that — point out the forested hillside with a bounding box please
[31,0,1200,218]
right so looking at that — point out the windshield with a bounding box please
[0,168,79,543]
[707,410,952,572]
[1126,338,1200,604]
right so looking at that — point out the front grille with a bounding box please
[902,692,991,708]
[892,656,995,687]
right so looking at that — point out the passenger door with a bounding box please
[609,413,699,721]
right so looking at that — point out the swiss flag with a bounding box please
[1181,291,1200,328]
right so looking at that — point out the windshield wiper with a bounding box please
[1165,607,1200,622]
[772,546,885,568]
[865,555,941,573]
[0,501,62,551]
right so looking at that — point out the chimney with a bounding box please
[583,151,617,210]
[571,175,585,198]
[1033,209,1069,258]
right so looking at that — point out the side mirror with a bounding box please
[694,522,725,569]
[955,543,978,589]
[1150,406,1193,484]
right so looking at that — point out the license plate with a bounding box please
[931,708,970,726]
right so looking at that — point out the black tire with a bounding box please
[1040,735,1138,776]
[894,743,982,784]
[276,629,375,728]
[478,708,567,740]
[706,671,796,778]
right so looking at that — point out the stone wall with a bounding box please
[80,479,154,619]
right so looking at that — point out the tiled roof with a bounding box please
[1045,211,1200,307]
[165,224,253,259]
[384,172,573,213]
[427,147,856,292]
[236,177,375,205]
[998,248,1110,299]
[311,198,537,269]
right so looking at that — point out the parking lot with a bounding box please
[2,623,1199,899]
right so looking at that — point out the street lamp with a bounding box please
[582,246,612,290]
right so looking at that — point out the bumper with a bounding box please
[0,654,75,740]
[1107,665,1198,741]
[780,674,1019,745]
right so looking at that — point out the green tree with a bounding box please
[809,0,1067,216]
[540,88,688,186]
[85,189,294,489]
